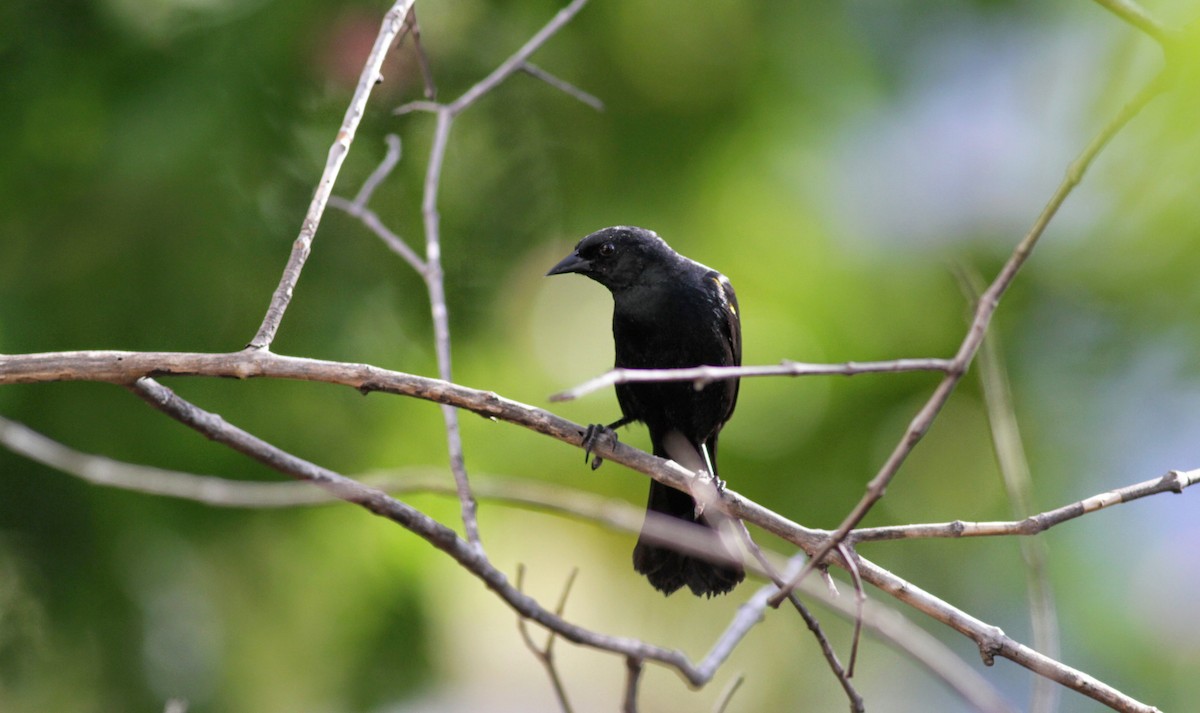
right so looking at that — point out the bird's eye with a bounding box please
[598,242,616,257]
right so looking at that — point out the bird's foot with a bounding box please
[582,423,618,470]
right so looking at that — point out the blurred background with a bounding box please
[2,0,1199,711]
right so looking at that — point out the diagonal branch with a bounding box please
[121,376,711,676]
[769,66,1172,609]
[737,525,863,712]
[248,0,417,350]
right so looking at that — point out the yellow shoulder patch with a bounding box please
[712,275,737,316]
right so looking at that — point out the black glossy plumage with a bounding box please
[546,226,745,597]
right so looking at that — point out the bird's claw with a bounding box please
[582,423,617,470]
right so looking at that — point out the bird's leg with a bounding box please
[693,441,725,520]
[699,442,724,490]
[582,416,632,470]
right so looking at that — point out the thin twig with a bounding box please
[712,674,744,713]
[248,0,416,350]
[550,358,955,402]
[960,266,1061,713]
[1090,0,1179,46]
[622,657,643,713]
[328,195,427,274]
[521,62,605,110]
[394,99,441,115]
[401,6,437,100]
[769,66,1171,609]
[352,134,403,207]
[837,542,865,679]
[419,105,481,547]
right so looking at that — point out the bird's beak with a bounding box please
[546,251,590,276]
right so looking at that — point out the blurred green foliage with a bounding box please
[2,0,1199,711]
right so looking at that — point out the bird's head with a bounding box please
[545,226,672,291]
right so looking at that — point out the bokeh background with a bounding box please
[2,0,1199,711]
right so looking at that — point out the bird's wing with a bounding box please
[709,271,741,422]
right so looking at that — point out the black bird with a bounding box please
[546,226,745,597]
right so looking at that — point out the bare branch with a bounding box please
[0,348,1178,710]
[0,414,326,506]
[118,376,720,679]
[446,0,592,117]
[550,358,954,402]
[848,469,1198,543]
[248,0,416,350]
[4,0,1186,709]
[0,408,1007,712]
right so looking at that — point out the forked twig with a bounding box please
[736,523,863,712]
[517,565,579,713]
[347,0,599,548]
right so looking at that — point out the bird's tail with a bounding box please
[632,479,745,597]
